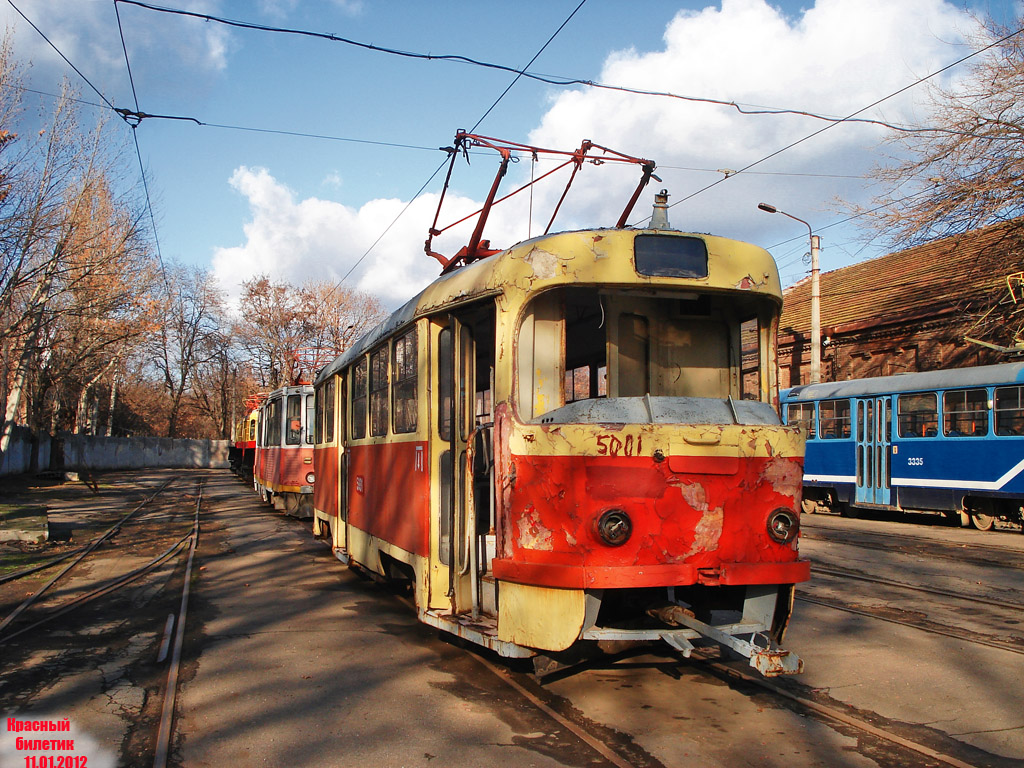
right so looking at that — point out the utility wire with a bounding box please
[5,0,171,283]
[656,21,1024,219]
[333,0,587,290]
[112,0,1002,138]
[6,0,117,111]
[115,0,166,282]
[470,0,588,132]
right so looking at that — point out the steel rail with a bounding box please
[153,481,202,768]
[796,594,1024,656]
[808,564,1024,610]
[0,532,192,644]
[0,477,177,635]
[0,544,90,584]
[801,525,1024,556]
[700,653,982,768]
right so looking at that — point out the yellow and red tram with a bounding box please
[254,384,316,518]
[311,195,809,675]
[229,394,265,476]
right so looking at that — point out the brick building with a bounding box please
[778,220,1024,388]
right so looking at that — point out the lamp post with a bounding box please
[758,202,821,384]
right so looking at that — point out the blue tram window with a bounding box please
[943,389,987,437]
[634,235,708,278]
[818,399,850,439]
[995,385,1024,435]
[787,402,815,438]
[898,393,937,438]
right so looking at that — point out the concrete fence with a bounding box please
[1,429,230,477]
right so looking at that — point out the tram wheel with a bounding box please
[970,512,995,531]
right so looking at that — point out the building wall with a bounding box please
[780,315,1004,387]
[1,431,230,477]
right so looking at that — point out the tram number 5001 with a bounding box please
[595,434,643,457]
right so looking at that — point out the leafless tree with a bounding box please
[150,263,225,438]
[234,275,386,389]
[853,13,1024,354]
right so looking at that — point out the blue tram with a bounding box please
[780,363,1024,530]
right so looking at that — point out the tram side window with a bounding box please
[370,347,389,437]
[315,387,324,444]
[248,417,256,442]
[393,328,418,434]
[352,358,368,440]
[286,394,302,445]
[898,393,938,438]
[268,398,282,445]
[943,388,988,436]
[564,291,608,404]
[325,378,335,443]
[995,385,1024,435]
[818,399,851,439]
[740,317,761,400]
[787,402,816,438]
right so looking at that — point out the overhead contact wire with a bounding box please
[336,0,586,289]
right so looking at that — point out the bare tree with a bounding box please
[233,276,386,389]
[150,263,225,438]
[853,13,1024,353]
[0,73,155,459]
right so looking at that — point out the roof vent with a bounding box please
[650,189,671,230]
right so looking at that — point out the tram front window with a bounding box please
[517,287,774,420]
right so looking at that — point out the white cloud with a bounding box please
[212,166,486,309]
[525,0,978,252]
[212,0,988,308]
[0,0,231,100]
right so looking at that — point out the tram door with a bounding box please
[433,318,477,615]
[336,377,349,553]
[855,397,891,505]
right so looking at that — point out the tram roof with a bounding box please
[782,362,1024,402]
[316,226,781,384]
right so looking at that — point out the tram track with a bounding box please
[794,592,1024,657]
[0,476,180,640]
[396,591,997,768]
[471,640,992,768]
[801,525,1024,569]
[808,563,1024,611]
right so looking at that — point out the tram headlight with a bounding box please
[595,509,632,547]
[767,508,798,544]
[306,472,316,485]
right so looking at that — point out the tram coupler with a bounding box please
[667,611,804,677]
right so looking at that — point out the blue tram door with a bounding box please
[855,397,891,506]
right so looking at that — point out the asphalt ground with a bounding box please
[3,469,1022,768]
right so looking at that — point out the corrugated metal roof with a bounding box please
[782,361,1024,400]
[779,220,1024,338]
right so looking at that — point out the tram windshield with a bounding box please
[516,287,777,422]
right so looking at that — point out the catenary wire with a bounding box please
[469,0,588,133]
[112,0,998,138]
[6,0,170,282]
[333,0,588,290]
[651,21,1024,221]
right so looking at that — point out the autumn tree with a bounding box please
[234,275,386,389]
[0,50,157,461]
[855,13,1024,354]
[149,263,226,438]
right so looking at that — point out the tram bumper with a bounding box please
[659,614,803,677]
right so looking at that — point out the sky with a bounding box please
[1,0,1021,309]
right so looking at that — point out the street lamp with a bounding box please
[758,202,822,384]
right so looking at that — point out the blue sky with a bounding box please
[2,0,1021,308]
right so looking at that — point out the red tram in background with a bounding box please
[254,384,316,518]
[305,133,810,677]
[229,394,264,477]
